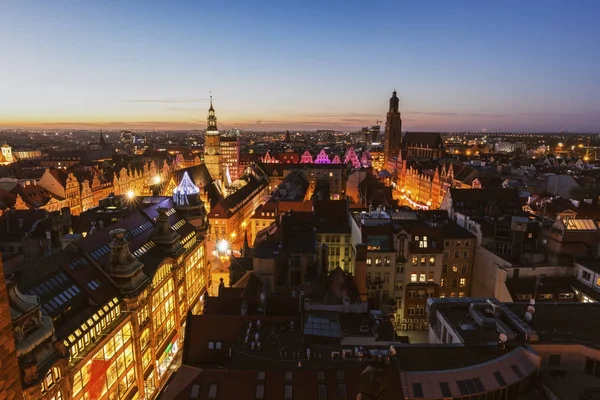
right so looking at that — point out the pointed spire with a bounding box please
[99,129,106,147]
[242,229,250,257]
[207,92,218,132]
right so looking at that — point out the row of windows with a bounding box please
[67,299,121,360]
[411,256,436,266]
[367,257,392,266]
[410,273,434,283]
[442,264,469,274]
[439,292,465,298]
[443,250,470,259]
[444,240,471,247]
[408,290,434,298]
[440,278,467,288]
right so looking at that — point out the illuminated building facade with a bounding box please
[394,151,444,210]
[208,174,269,244]
[204,96,223,182]
[219,136,240,182]
[15,189,209,400]
[314,200,356,273]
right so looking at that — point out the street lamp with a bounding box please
[153,175,161,185]
[127,190,135,199]
[217,239,230,255]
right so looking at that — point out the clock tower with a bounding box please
[204,95,222,181]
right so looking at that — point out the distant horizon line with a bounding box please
[0,127,597,135]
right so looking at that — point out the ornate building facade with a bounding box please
[9,182,210,399]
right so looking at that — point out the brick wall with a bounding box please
[0,258,23,400]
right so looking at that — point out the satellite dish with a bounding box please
[542,239,548,244]
[525,312,533,321]
[389,345,396,355]
[499,333,508,343]
[529,299,536,306]
[538,221,543,227]
[527,305,535,313]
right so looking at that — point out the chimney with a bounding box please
[151,207,183,255]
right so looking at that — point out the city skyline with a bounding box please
[2,1,600,132]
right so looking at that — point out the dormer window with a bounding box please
[22,318,36,337]
[582,271,592,281]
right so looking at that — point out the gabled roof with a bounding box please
[48,168,68,186]
[448,188,523,215]
[402,132,444,149]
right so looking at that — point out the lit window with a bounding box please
[412,257,418,266]
[459,292,464,297]
[441,279,445,287]
[452,265,458,273]
[429,256,435,265]
[460,278,466,287]
[366,258,372,265]
[410,274,417,283]
[419,236,428,248]
[419,274,426,283]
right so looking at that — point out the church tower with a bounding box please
[204,95,222,181]
[383,90,402,169]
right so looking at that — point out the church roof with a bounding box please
[402,132,444,149]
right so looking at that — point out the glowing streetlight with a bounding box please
[217,239,230,254]
[153,175,161,185]
[127,190,135,199]
[558,143,563,148]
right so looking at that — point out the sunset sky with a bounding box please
[1,1,599,132]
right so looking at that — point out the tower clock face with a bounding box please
[207,148,216,155]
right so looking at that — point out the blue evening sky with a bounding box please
[1,0,599,131]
